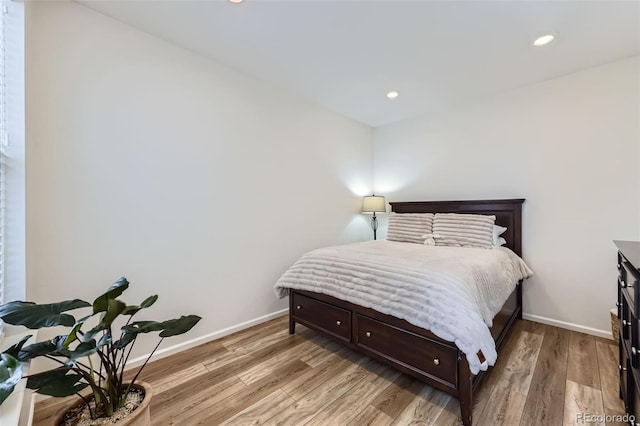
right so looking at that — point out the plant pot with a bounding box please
[53,382,152,426]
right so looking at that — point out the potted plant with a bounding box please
[0,277,201,425]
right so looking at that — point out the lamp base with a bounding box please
[371,213,378,240]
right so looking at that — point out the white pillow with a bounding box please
[432,213,496,249]
[492,225,507,247]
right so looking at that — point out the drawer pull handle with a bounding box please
[296,305,302,310]
[433,358,440,366]
[336,320,342,326]
[617,302,621,307]
[623,320,629,326]
[621,280,627,288]
[365,331,372,338]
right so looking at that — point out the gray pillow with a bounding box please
[433,213,496,249]
[386,213,434,244]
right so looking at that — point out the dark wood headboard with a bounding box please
[389,199,525,257]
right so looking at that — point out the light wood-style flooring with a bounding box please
[34,316,625,425]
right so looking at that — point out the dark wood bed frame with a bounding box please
[288,199,525,426]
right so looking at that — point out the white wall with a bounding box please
[374,57,640,337]
[24,0,636,360]
[25,1,372,359]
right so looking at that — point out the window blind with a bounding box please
[0,0,8,341]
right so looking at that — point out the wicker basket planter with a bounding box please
[611,308,619,341]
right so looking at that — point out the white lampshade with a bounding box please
[362,195,386,213]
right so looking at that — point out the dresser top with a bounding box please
[615,240,640,269]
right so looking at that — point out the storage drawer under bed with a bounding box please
[354,314,458,389]
[291,292,351,342]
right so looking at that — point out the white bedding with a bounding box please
[274,240,533,374]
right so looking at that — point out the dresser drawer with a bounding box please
[291,292,351,342]
[633,374,640,426]
[622,296,632,343]
[621,341,632,411]
[621,298,640,369]
[355,314,457,388]
[620,258,640,317]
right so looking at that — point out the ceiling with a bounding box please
[78,0,640,127]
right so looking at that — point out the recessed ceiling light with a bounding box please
[533,34,555,47]
[228,0,244,3]
[386,90,399,99]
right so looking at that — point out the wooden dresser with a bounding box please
[615,240,640,424]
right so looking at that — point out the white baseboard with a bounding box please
[126,308,289,369]
[522,313,614,340]
[125,309,613,370]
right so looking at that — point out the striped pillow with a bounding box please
[386,213,434,244]
[433,213,496,249]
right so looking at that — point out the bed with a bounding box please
[276,199,527,426]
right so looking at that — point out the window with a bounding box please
[0,0,8,340]
[0,0,25,343]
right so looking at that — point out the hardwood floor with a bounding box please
[33,316,625,426]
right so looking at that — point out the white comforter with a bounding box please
[274,240,533,374]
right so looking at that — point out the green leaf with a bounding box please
[26,368,87,397]
[0,300,91,329]
[92,277,129,314]
[18,336,72,361]
[121,295,158,316]
[98,333,111,349]
[0,353,23,405]
[122,315,201,338]
[52,335,68,352]
[69,340,97,360]
[121,305,141,316]
[62,321,85,349]
[99,299,126,328]
[18,341,57,361]
[112,331,135,350]
[121,320,165,334]
[159,315,201,337]
[140,295,158,309]
[82,326,101,343]
[2,335,32,359]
